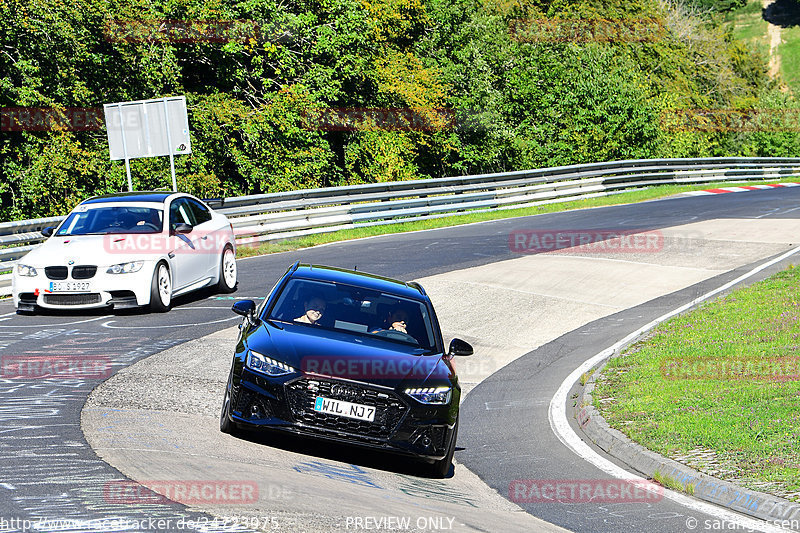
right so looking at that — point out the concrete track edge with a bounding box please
[568,246,800,527]
[577,376,800,524]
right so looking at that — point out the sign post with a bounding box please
[103,96,192,191]
[115,103,133,191]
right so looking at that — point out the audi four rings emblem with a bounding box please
[331,384,357,399]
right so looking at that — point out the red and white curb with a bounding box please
[686,183,800,196]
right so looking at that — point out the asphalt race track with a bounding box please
[2,188,800,533]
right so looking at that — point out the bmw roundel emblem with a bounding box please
[67,260,75,265]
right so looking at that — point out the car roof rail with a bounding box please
[406,281,426,296]
[287,260,301,274]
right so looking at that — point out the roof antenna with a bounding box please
[354,265,358,271]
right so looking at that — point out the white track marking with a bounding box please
[549,244,800,533]
[173,306,239,310]
[0,315,111,328]
[101,315,239,329]
[756,206,800,219]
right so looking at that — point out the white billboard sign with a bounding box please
[103,96,192,191]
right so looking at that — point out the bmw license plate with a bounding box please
[314,396,376,422]
[49,281,91,292]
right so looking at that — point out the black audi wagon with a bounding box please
[220,262,473,477]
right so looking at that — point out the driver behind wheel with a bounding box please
[387,308,410,334]
[373,306,412,335]
[118,210,139,229]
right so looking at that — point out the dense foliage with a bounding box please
[1,0,797,220]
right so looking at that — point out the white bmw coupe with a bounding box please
[12,191,238,314]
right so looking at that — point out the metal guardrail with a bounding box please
[2,157,800,297]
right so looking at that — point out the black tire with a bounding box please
[430,418,458,478]
[220,374,239,435]
[149,262,172,312]
[216,245,237,294]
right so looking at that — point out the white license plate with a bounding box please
[49,281,91,292]
[314,396,376,422]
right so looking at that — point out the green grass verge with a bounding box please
[780,25,800,93]
[723,2,770,60]
[235,178,800,259]
[654,470,695,495]
[593,265,800,501]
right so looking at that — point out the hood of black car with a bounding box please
[247,322,452,387]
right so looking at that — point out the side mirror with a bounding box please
[232,299,256,319]
[41,226,55,237]
[172,223,193,235]
[448,338,473,357]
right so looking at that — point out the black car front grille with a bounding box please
[285,378,408,439]
[44,266,68,280]
[43,293,101,306]
[71,265,97,279]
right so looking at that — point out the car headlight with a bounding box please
[405,386,452,405]
[106,261,144,274]
[247,350,296,377]
[16,264,38,277]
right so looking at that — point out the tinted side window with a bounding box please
[187,198,212,224]
[169,198,196,229]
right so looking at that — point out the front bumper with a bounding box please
[229,370,458,461]
[12,263,155,311]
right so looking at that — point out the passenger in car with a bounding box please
[294,297,327,325]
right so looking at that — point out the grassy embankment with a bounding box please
[724,1,770,60]
[723,0,800,92]
[781,25,800,92]
[593,266,800,501]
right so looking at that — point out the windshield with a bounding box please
[56,206,164,236]
[268,278,438,352]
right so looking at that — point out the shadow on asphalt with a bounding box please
[233,427,456,479]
